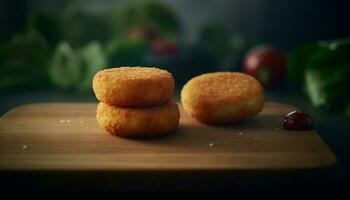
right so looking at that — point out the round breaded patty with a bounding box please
[96,101,180,138]
[181,72,265,125]
[93,67,175,107]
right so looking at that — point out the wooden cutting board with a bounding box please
[0,102,336,171]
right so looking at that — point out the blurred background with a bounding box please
[1,0,350,96]
[1,0,350,110]
[1,0,350,175]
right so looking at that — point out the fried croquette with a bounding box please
[181,72,265,125]
[93,67,175,107]
[96,101,180,138]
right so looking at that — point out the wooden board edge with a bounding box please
[0,152,337,172]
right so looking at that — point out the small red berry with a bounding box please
[283,111,313,130]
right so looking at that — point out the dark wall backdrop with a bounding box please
[1,0,350,50]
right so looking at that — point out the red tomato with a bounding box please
[243,46,286,85]
[151,39,178,55]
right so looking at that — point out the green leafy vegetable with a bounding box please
[49,41,80,90]
[106,36,148,66]
[0,29,51,91]
[61,8,111,48]
[288,38,350,116]
[142,1,181,35]
[105,1,180,38]
[27,13,63,48]
[305,40,350,110]
[49,41,106,91]
[287,42,319,84]
[78,41,106,91]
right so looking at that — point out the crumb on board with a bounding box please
[238,132,244,135]
[22,144,27,149]
[59,119,72,123]
[208,142,215,147]
[79,116,85,124]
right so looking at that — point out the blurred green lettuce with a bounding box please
[27,13,63,48]
[60,8,111,48]
[105,1,180,39]
[49,41,106,91]
[0,29,51,91]
[106,36,149,67]
[288,38,350,115]
[28,8,111,49]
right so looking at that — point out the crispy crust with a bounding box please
[181,72,265,124]
[96,101,180,138]
[93,67,175,107]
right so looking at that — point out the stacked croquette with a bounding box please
[93,67,179,138]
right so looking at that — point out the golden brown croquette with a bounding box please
[96,101,180,138]
[93,67,175,107]
[181,72,265,125]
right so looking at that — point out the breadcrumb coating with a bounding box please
[93,67,175,107]
[181,72,265,124]
[96,101,180,138]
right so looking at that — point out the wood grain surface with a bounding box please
[0,102,336,171]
